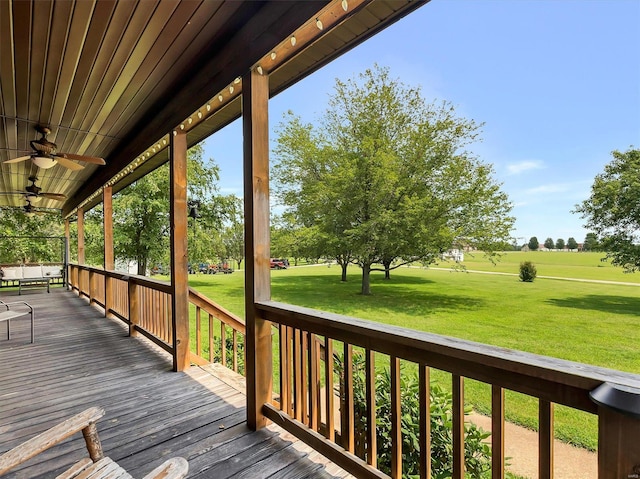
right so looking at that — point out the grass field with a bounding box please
[183,252,640,450]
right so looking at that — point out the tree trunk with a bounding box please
[137,257,147,276]
[361,262,371,295]
[341,262,348,282]
[383,259,392,280]
[237,258,242,269]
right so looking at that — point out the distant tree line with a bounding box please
[517,234,599,252]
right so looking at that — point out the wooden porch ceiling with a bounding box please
[0,0,428,218]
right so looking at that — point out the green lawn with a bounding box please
[183,254,640,450]
[459,250,640,283]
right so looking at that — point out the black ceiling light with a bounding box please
[188,200,201,219]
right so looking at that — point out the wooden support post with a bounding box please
[243,67,272,430]
[103,186,114,318]
[64,219,71,289]
[597,408,640,477]
[170,130,190,372]
[77,208,85,265]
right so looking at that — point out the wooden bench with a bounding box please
[0,300,34,343]
[0,407,188,478]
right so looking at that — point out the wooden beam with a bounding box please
[169,130,190,372]
[77,208,85,265]
[242,67,272,430]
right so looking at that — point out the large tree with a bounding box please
[576,148,640,271]
[544,237,554,249]
[583,232,599,252]
[567,237,578,250]
[113,144,223,275]
[528,237,539,251]
[273,65,514,294]
[0,208,63,263]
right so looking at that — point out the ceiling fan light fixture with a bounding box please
[26,193,41,203]
[32,155,57,169]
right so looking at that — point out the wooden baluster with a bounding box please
[452,375,465,479]
[286,326,293,415]
[309,333,319,430]
[220,322,227,367]
[419,363,430,479]
[301,331,309,425]
[324,337,335,442]
[539,399,554,479]
[390,355,401,479]
[279,325,290,413]
[208,314,214,362]
[293,328,303,421]
[492,385,505,479]
[365,349,376,467]
[232,329,238,372]
[343,343,354,453]
[196,306,202,357]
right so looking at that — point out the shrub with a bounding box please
[336,352,492,478]
[519,261,537,282]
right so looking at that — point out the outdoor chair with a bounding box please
[0,407,188,478]
[0,300,34,343]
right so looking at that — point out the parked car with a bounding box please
[270,258,288,269]
[217,262,234,274]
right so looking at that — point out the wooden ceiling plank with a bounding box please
[100,0,234,140]
[48,0,97,139]
[65,0,139,155]
[38,0,73,127]
[71,0,150,146]
[83,1,183,140]
[28,1,53,125]
[61,0,120,143]
[12,0,31,124]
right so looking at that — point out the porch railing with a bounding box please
[68,264,245,370]
[256,300,640,479]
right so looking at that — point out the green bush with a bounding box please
[519,261,537,282]
[336,353,491,478]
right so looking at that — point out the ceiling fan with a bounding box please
[3,125,106,171]
[0,176,66,203]
[0,198,60,217]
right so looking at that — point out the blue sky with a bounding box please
[203,0,640,245]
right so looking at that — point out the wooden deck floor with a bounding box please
[0,287,353,479]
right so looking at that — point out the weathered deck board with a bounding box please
[0,289,354,478]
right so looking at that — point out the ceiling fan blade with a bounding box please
[54,156,85,171]
[3,155,31,164]
[39,192,67,201]
[55,152,106,165]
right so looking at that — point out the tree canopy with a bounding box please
[576,148,640,271]
[272,65,514,294]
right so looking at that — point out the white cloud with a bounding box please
[525,183,571,195]
[506,160,545,175]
